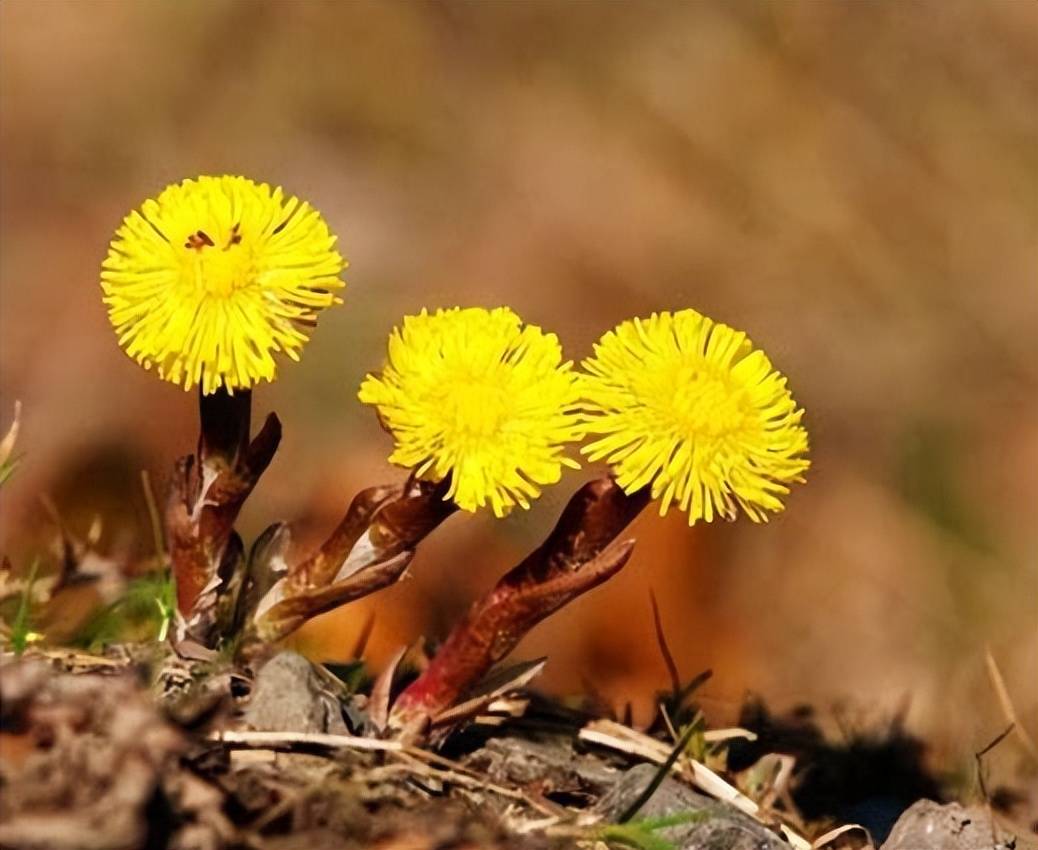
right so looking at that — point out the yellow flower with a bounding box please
[579,310,809,524]
[359,307,582,516]
[101,175,346,394]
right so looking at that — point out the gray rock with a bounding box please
[467,733,623,798]
[596,763,790,850]
[882,800,1022,850]
[243,651,347,734]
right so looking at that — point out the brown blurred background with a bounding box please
[1,0,1035,783]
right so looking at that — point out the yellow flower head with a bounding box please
[359,307,582,516]
[101,175,346,394]
[579,309,809,524]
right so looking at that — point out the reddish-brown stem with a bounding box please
[166,388,280,646]
[198,386,251,468]
[390,478,649,738]
[243,477,457,646]
[291,484,404,590]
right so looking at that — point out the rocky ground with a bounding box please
[0,649,1031,850]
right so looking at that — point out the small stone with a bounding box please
[243,651,347,734]
[882,799,1023,850]
[467,734,622,798]
[596,763,790,850]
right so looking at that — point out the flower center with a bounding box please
[664,365,747,439]
[182,226,253,298]
[444,379,510,442]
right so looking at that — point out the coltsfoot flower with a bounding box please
[579,309,809,524]
[101,175,346,394]
[359,307,582,516]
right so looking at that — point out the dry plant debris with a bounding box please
[6,648,1026,850]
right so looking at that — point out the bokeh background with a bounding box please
[1,0,1035,787]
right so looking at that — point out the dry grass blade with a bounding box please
[140,469,166,560]
[755,753,798,820]
[430,658,545,728]
[703,727,757,743]
[578,718,812,850]
[580,719,753,811]
[985,647,1038,760]
[811,823,874,849]
[210,729,402,752]
[370,645,408,732]
[0,400,22,468]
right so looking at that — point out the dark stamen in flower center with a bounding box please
[185,230,215,250]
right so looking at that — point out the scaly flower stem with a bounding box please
[167,388,281,647]
[243,478,457,648]
[390,478,650,740]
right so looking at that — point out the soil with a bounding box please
[0,649,1031,850]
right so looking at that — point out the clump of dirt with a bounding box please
[0,659,189,849]
[0,654,534,850]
